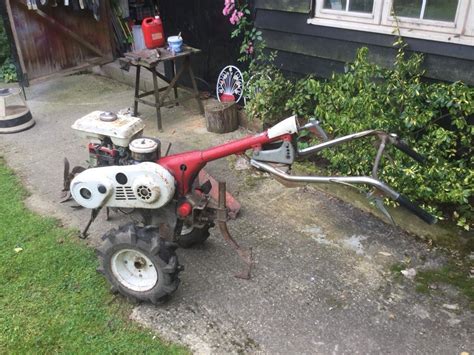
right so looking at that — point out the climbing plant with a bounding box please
[222,0,264,63]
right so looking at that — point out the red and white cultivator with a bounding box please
[64,110,435,304]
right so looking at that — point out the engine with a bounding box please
[70,162,176,209]
[71,110,161,167]
[69,110,174,210]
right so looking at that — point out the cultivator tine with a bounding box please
[217,181,252,280]
[60,158,86,203]
[80,207,101,239]
[63,158,70,190]
[59,191,72,203]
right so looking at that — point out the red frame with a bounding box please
[158,131,292,195]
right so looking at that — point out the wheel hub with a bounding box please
[111,249,158,292]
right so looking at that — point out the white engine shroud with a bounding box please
[71,110,145,147]
[70,162,176,209]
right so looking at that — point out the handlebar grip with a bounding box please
[396,194,437,225]
[393,139,426,165]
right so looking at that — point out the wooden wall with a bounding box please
[6,0,114,83]
[159,0,241,88]
[254,0,474,84]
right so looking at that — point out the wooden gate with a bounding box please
[4,0,114,85]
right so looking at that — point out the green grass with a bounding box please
[0,160,187,354]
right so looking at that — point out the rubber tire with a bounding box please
[176,224,211,249]
[96,223,181,304]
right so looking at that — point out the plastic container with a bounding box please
[132,25,146,51]
[167,35,183,53]
[142,16,165,49]
[219,93,235,102]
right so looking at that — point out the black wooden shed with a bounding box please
[255,0,474,84]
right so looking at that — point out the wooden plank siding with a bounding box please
[7,0,114,83]
[254,3,474,84]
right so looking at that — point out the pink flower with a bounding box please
[222,4,234,15]
[247,44,254,54]
[229,10,238,24]
[229,9,243,24]
[222,0,235,16]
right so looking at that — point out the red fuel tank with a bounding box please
[142,16,165,49]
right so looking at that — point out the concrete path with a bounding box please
[0,74,472,354]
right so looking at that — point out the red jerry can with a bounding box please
[142,16,165,49]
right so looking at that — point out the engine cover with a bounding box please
[72,110,145,147]
[70,162,176,209]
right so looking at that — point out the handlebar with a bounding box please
[251,159,437,225]
[395,194,437,225]
[254,118,436,224]
[391,137,426,165]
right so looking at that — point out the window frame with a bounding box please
[314,0,383,24]
[307,0,474,46]
[381,0,469,34]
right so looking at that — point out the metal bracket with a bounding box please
[119,58,131,72]
[252,141,295,165]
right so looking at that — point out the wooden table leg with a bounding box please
[171,60,179,105]
[158,63,186,107]
[152,69,163,131]
[186,56,204,115]
[133,65,141,116]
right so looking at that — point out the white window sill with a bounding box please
[307,18,474,46]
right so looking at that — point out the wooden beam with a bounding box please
[27,57,107,85]
[18,2,104,57]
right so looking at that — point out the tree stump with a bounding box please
[205,101,238,133]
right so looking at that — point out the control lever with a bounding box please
[299,118,329,142]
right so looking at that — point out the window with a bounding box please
[392,0,458,22]
[309,0,474,45]
[323,0,374,13]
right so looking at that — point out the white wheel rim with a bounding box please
[111,249,158,292]
[216,65,244,103]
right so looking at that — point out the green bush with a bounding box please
[0,17,10,64]
[0,58,17,83]
[0,16,17,83]
[286,45,473,230]
[245,53,295,126]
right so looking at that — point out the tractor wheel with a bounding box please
[176,223,212,249]
[96,223,181,304]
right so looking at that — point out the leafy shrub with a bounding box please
[244,54,295,126]
[286,45,473,230]
[0,17,17,83]
[0,58,17,83]
[0,17,10,64]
